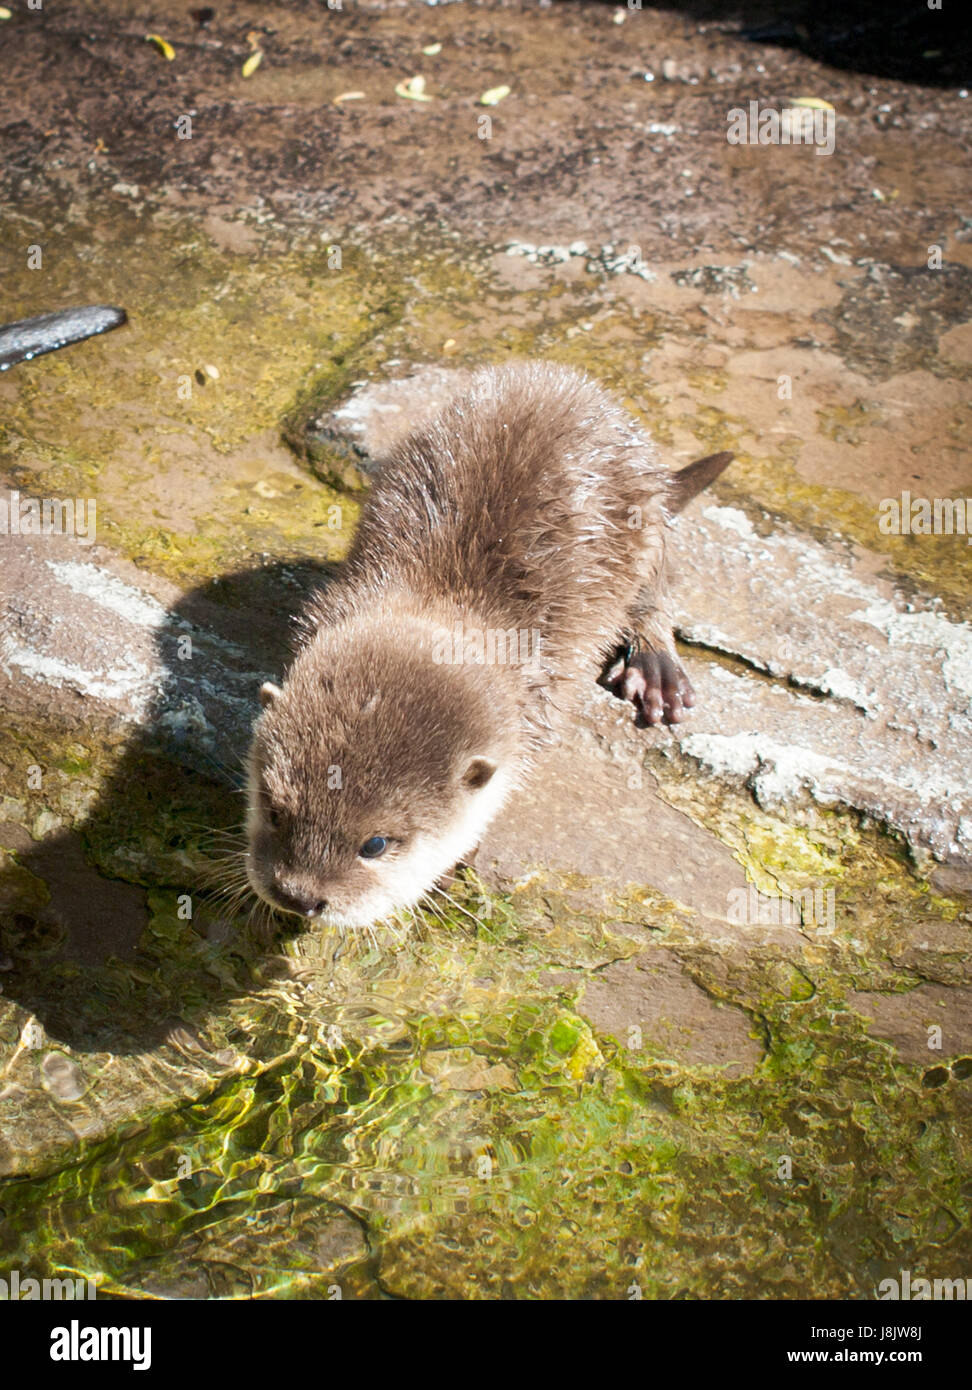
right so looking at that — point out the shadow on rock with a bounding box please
[601,0,970,87]
[0,557,336,1057]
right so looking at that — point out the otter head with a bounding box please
[245,617,521,930]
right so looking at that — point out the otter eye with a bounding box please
[359,835,388,859]
[268,808,281,830]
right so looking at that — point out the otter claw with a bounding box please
[603,646,694,728]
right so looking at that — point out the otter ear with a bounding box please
[260,681,283,709]
[462,756,496,791]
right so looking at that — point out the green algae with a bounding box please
[0,206,388,583]
[4,951,966,1300]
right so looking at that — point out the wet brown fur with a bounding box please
[247,362,728,925]
[305,362,678,717]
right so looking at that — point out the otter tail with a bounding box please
[669,451,733,514]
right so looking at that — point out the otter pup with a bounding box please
[247,362,730,928]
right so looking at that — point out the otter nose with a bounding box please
[271,876,327,918]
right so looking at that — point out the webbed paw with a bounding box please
[602,642,695,727]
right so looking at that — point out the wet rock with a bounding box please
[0,526,275,776]
[476,721,747,925]
[298,365,470,489]
[669,504,971,876]
[0,825,147,967]
[672,263,757,296]
[825,262,972,378]
[422,1048,517,1093]
[577,949,764,1077]
[39,1052,85,1103]
[312,1211,369,1275]
[848,983,972,1064]
[112,1202,372,1299]
[886,916,972,988]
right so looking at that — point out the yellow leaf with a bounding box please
[422,43,442,56]
[479,84,511,106]
[145,34,175,61]
[333,90,365,104]
[0,7,12,19]
[790,97,835,112]
[241,50,263,79]
[395,74,433,102]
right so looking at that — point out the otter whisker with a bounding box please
[418,893,449,928]
[430,884,484,933]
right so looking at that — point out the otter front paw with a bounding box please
[602,643,695,727]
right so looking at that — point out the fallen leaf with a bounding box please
[479,84,511,106]
[395,74,433,102]
[422,42,442,55]
[145,33,176,61]
[333,90,365,104]
[242,50,263,78]
[0,7,12,19]
[790,97,835,112]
